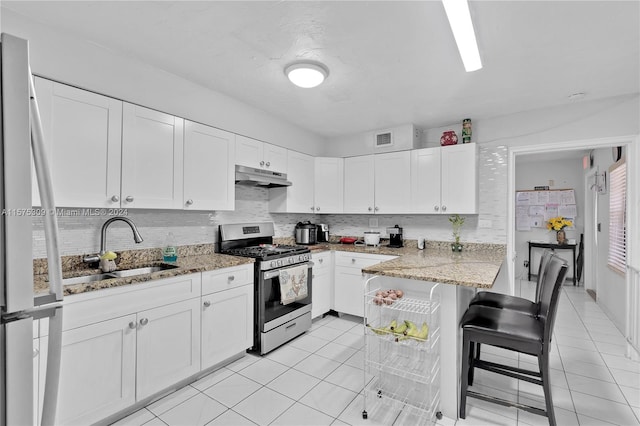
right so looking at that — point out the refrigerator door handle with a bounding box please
[28,69,63,304]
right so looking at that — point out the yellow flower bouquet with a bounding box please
[546,216,572,231]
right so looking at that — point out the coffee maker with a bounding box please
[317,224,330,242]
[387,225,403,248]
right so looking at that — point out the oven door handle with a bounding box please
[263,261,314,280]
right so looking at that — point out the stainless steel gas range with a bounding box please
[219,222,312,355]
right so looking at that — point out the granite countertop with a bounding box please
[33,245,254,297]
[305,240,506,289]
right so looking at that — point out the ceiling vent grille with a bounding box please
[375,131,393,148]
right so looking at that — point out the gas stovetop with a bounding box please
[221,244,309,260]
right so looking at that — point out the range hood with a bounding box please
[235,164,292,188]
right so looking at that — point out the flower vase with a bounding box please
[556,230,566,245]
[440,130,458,146]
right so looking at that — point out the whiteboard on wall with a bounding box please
[515,189,576,231]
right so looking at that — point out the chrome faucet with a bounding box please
[84,216,143,263]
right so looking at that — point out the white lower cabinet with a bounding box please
[201,285,253,369]
[311,251,333,318]
[333,252,396,317]
[136,298,201,400]
[39,314,137,426]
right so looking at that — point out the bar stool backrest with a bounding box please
[538,255,569,349]
[534,249,554,303]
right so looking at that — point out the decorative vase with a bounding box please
[556,230,566,245]
[462,118,472,143]
[440,130,458,146]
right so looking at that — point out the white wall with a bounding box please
[1,9,325,155]
[590,148,627,330]
[514,158,585,280]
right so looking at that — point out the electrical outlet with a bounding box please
[369,218,379,228]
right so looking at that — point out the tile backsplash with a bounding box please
[32,145,507,258]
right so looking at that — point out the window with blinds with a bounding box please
[608,158,626,274]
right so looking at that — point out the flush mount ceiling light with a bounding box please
[285,62,329,88]
[442,0,483,72]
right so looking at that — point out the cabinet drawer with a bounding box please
[311,251,332,272]
[202,264,253,295]
[334,252,395,269]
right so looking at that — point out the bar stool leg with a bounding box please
[538,353,556,426]
[460,333,471,419]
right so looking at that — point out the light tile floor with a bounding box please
[112,281,640,425]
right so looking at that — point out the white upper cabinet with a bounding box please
[440,144,478,214]
[183,121,235,211]
[33,78,123,207]
[344,155,375,213]
[411,144,477,214]
[374,151,412,214]
[343,152,411,214]
[313,157,344,214]
[121,103,184,209]
[235,135,287,172]
[269,150,315,213]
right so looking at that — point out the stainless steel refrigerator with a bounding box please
[1,33,64,426]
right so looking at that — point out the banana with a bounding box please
[367,319,396,336]
[403,320,418,336]
[393,322,407,335]
[412,322,429,341]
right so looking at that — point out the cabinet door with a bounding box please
[235,135,264,168]
[314,157,344,214]
[33,339,39,426]
[264,143,288,172]
[411,147,442,214]
[121,103,184,209]
[183,121,236,211]
[441,144,478,214]
[311,251,333,318]
[344,155,375,214]
[333,266,365,317]
[136,298,201,400]
[201,285,253,370]
[34,78,122,208]
[39,315,137,426]
[270,150,315,213]
[374,151,411,214]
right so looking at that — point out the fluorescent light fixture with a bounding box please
[285,62,329,88]
[442,0,482,72]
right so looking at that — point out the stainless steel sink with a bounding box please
[61,273,115,285]
[107,264,179,278]
[60,264,179,285]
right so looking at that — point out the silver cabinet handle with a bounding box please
[434,205,439,211]
[311,206,315,211]
[266,161,270,167]
[228,275,235,281]
[186,199,193,206]
[125,196,134,202]
[351,258,356,263]
[319,258,323,263]
[139,318,149,326]
[33,348,39,358]
[129,321,136,329]
[442,205,447,212]
[260,160,265,166]
[368,207,373,212]
[316,207,320,211]
[374,206,379,211]
[111,195,119,202]
[203,300,211,308]
[312,274,316,279]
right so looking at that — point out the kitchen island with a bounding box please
[359,242,506,421]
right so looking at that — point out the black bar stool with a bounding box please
[459,254,568,426]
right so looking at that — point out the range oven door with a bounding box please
[258,262,312,332]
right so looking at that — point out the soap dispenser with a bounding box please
[163,232,177,262]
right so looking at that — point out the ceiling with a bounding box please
[3,1,639,139]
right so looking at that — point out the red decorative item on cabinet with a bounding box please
[440,130,458,146]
